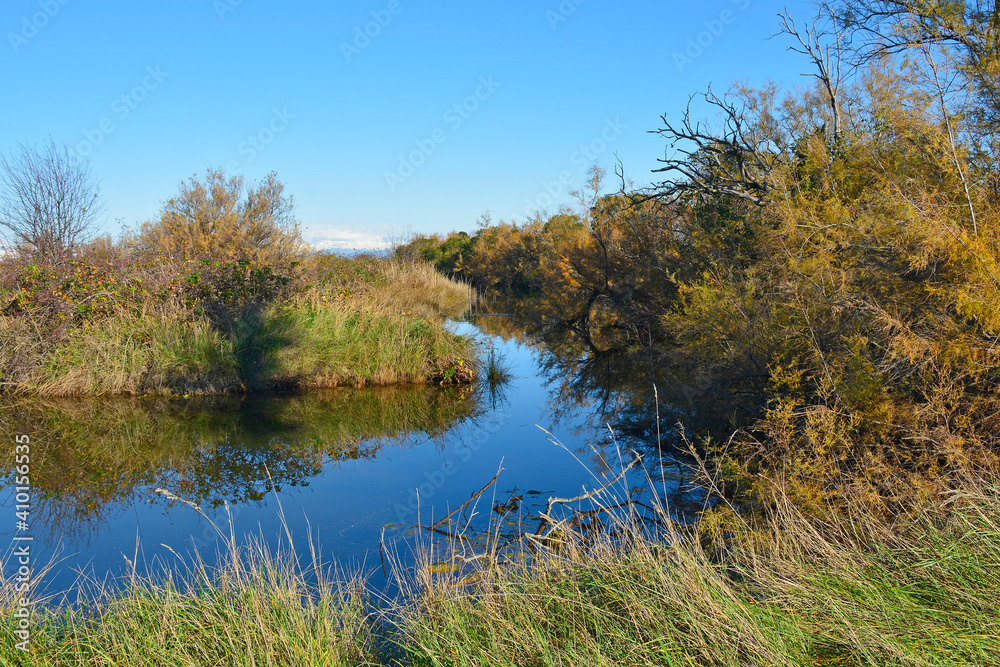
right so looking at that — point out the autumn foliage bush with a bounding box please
[0,169,475,395]
[132,168,304,268]
[401,49,1000,513]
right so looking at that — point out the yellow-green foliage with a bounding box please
[132,168,304,267]
[0,255,476,396]
[407,56,1000,511]
[1,165,478,396]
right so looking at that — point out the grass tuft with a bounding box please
[4,472,999,665]
[0,257,477,396]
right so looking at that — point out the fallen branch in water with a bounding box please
[420,439,667,570]
[422,464,504,533]
[533,452,644,538]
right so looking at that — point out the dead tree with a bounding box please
[0,139,104,256]
[649,87,783,207]
[779,9,847,144]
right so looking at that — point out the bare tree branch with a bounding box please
[649,87,783,207]
[828,0,1000,128]
[0,139,105,256]
[779,8,847,143]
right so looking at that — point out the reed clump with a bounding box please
[0,248,476,396]
[3,469,998,665]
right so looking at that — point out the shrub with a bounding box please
[132,168,304,268]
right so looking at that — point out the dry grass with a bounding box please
[372,260,476,320]
[2,470,999,665]
[0,259,477,396]
[394,474,1000,666]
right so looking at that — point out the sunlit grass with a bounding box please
[3,472,998,665]
[0,259,477,396]
[395,477,1000,667]
[0,527,375,666]
[276,292,470,388]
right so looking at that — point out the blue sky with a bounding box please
[3,0,817,249]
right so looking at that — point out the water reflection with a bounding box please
[0,388,477,553]
[0,321,701,597]
[469,312,705,516]
[472,307,743,452]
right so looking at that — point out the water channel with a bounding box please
[1,318,701,599]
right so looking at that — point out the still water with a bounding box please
[1,320,697,598]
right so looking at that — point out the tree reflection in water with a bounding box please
[470,309,726,517]
[0,386,480,547]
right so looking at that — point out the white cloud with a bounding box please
[304,225,392,251]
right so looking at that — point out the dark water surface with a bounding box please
[1,320,697,598]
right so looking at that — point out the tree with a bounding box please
[135,168,303,266]
[829,0,1000,130]
[0,139,105,256]
[649,86,785,208]
[778,10,847,144]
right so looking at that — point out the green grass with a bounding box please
[3,477,999,665]
[0,535,376,666]
[396,481,1000,666]
[0,260,477,396]
[275,295,469,389]
[482,344,513,387]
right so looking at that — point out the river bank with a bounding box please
[2,472,997,666]
[0,254,476,396]
[2,311,998,666]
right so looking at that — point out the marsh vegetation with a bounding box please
[5,1,1000,665]
[0,170,476,396]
